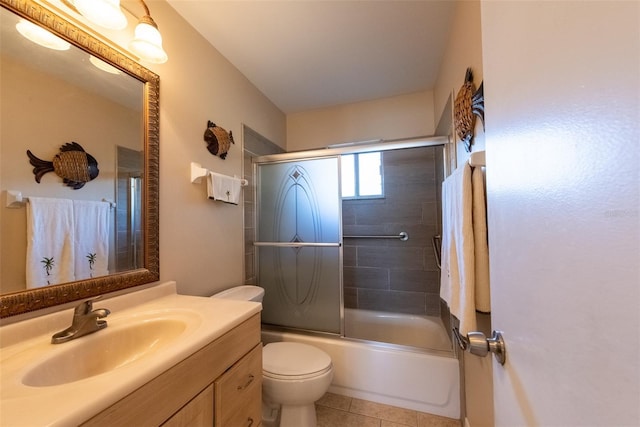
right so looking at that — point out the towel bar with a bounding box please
[190,162,248,186]
[5,190,115,209]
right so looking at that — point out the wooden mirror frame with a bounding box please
[0,0,160,318]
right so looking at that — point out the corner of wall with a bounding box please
[432,0,484,165]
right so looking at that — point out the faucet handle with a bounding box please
[74,296,103,316]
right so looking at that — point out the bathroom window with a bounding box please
[341,152,383,199]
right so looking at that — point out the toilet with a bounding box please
[212,285,265,302]
[211,286,334,427]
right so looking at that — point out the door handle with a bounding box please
[454,328,506,365]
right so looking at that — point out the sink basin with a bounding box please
[22,317,189,387]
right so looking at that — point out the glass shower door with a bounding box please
[256,157,342,334]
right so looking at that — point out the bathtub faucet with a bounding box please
[51,297,111,344]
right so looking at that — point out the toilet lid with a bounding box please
[263,342,332,378]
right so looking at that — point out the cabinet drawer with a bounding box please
[215,344,262,427]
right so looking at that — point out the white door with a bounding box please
[482,1,639,426]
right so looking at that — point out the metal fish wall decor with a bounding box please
[27,142,99,190]
[454,68,485,153]
[204,121,234,159]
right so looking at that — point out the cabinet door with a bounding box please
[215,344,262,427]
[163,384,214,427]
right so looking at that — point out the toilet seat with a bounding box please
[263,342,332,380]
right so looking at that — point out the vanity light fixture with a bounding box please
[89,55,122,74]
[16,19,71,51]
[70,0,127,30]
[66,0,167,64]
[128,0,168,64]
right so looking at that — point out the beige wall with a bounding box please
[287,90,435,151]
[433,1,492,426]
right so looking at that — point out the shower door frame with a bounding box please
[252,135,450,338]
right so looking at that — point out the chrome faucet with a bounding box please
[51,297,111,344]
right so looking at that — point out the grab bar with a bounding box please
[432,234,442,269]
[343,231,409,241]
[254,242,341,247]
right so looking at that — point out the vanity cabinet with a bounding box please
[81,314,261,427]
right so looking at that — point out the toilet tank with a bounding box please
[211,285,264,302]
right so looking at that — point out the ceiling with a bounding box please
[166,1,456,114]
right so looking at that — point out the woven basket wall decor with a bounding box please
[454,68,484,153]
[27,142,99,189]
[204,121,234,160]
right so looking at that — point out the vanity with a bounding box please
[0,282,263,426]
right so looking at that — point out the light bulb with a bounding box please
[73,0,127,30]
[89,55,121,74]
[16,19,71,51]
[129,18,168,64]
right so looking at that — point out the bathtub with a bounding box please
[343,308,453,352]
[262,310,460,419]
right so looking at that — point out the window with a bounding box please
[341,152,383,199]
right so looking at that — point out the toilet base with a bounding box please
[262,401,317,427]
[280,403,317,427]
[262,401,279,427]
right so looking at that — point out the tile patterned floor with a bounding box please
[315,392,461,427]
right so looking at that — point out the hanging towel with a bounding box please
[26,197,75,288]
[73,200,110,280]
[440,163,477,335]
[472,166,491,313]
[207,171,241,205]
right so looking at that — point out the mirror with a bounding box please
[0,0,159,317]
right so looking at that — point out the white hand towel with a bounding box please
[26,197,75,288]
[73,200,110,280]
[440,162,477,335]
[207,171,241,205]
[472,166,491,313]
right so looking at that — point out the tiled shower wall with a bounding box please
[243,125,284,285]
[343,146,442,316]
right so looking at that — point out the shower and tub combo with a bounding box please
[248,137,460,419]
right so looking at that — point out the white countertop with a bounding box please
[0,281,261,426]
